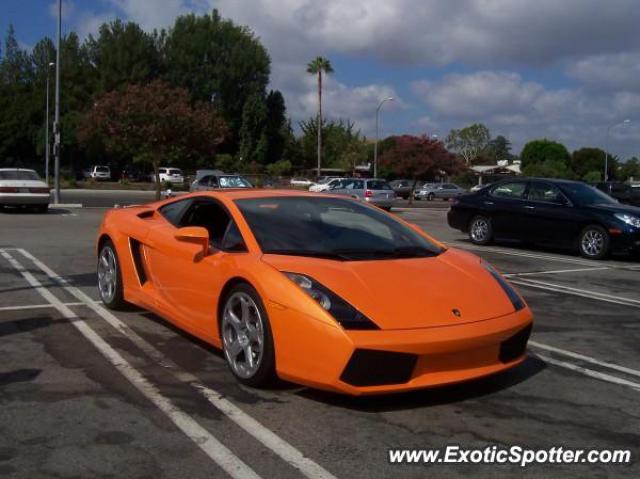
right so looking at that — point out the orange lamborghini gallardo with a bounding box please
[96,190,533,395]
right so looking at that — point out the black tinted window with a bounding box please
[528,182,565,204]
[199,175,213,185]
[367,180,392,190]
[491,182,527,199]
[180,200,231,247]
[221,221,247,252]
[159,199,192,226]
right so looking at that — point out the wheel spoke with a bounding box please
[244,345,254,368]
[227,340,243,359]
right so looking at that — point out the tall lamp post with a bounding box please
[373,97,394,178]
[45,61,55,185]
[53,0,62,204]
[605,119,631,181]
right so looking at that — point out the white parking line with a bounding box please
[535,353,640,392]
[504,267,610,277]
[511,278,640,308]
[17,248,338,479]
[0,249,261,479]
[0,302,85,312]
[530,341,640,379]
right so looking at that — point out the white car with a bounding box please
[290,177,315,187]
[88,165,111,181]
[0,168,50,213]
[309,177,341,192]
[158,167,184,184]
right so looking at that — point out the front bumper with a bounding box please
[0,193,51,205]
[365,197,395,208]
[610,229,640,255]
[271,304,533,395]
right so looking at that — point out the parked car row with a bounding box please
[448,177,640,259]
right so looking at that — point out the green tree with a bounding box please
[570,147,608,180]
[306,56,334,176]
[163,10,270,144]
[79,80,228,199]
[486,135,513,163]
[299,118,366,172]
[582,171,603,183]
[238,91,269,165]
[445,123,491,165]
[522,159,573,179]
[265,90,287,163]
[619,157,640,181]
[520,139,571,171]
[87,20,159,93]
[266,159,292,177]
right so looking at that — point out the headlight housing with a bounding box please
[283,272,379,330]
[614,213,640,228]
[481,260,525,312]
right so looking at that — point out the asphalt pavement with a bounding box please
[1,204,639,478]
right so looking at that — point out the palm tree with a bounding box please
[306,57,334,177]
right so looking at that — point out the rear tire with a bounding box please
[469,215,493,245]
[97,239,127,309]
[427,193,435,201]
[578,225,609,260]
[220,283,276,388]
[32,204,48,214]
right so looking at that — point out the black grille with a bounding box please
[340,349,417,387]
[129,238,147,285]
[499,323,532,363]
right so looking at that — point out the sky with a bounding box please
[1,0,639,157]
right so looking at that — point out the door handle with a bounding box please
[523,205,535,209]
[483,201,494,205]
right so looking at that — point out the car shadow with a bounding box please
[295,356,546,412]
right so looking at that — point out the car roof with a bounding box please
[181,189,348,200]
[495,177,585,186]
[0,168,37,172]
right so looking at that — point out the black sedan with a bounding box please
[447,178,640,259]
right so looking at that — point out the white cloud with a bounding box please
[567,52,640,93]
[412,70,640,156]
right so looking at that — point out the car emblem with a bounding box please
[451,308,462,318]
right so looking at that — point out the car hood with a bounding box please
[588,202,640,215]
[0,180,48,188]
[261,248,516,330]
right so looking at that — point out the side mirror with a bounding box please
[175,226,210,255]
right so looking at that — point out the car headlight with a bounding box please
[481,260,525,312]
[614,213,640,228]
[283,272,379,330]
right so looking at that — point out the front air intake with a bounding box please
[499,323,532,363]
[340,349,417,387]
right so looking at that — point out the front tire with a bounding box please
[469,215,493,245]
[220,284,276,388]
[97,239,127,309]
[578,225,609,259]
[427,193,435,201]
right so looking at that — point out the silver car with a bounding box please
[328,178,396,210]
[0,168,50,213]
[415,183,467,201]
[190,174,252,191]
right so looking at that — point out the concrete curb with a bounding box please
[50,203,83,208]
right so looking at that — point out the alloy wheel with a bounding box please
[471,218,489,243]
[97,246,117,303]
[581,229,605,257]
[222,292,265,379]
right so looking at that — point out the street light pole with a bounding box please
[373,97,394,178]
[45,62,55,185]
[604,119,631,181]
[53,0,62,204]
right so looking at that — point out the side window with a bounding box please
[159,168,167,174]
[210,176,219,187]
[179,200,245,251]
[159,199,192,226]
[491,182,527,200]
[220,221,247,252]
[353,180,365,190]
[528,182,565,204]
[199,175,212,185]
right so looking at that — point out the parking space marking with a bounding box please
[535,353,640,392]
[0,302,85,312]
[450,243,631,267]
[504,267,610,277]
[530,341,640,379]
[17,248,338,479]
[0,249,262,479]
[511,278,640,308]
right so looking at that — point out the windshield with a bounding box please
[168,169,182,175]
[366,180,392,190]
[0,170,41,181]
[235,197,444,260]
[561,182,617,206]
[219,176,252,188]
[96,166,109,173]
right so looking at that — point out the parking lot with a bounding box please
[1,205,639,478]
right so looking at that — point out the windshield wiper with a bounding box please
[265,249,349,260]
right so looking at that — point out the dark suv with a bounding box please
[594,182,640,207]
